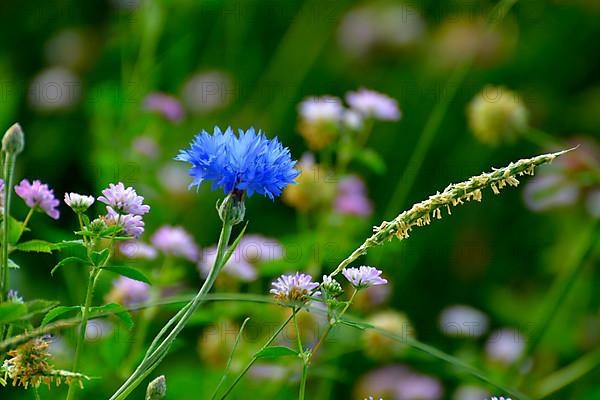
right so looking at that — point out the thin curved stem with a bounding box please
[218,310,296,400]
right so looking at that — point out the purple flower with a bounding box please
[132,136,160,158]
[523,174,579,212]
[270,273,319,302]
[356,365,442,400]
[151,225,199,262]
[14,179,60,219]
[119,240,158,261]
[105,210,145,238]
[98,182,150,216]
[342,266,387,289]
[346,88,401,121]
[143,92,185,122]
[334,175,373,216]
[485,328,525,364]
[109,276,150,306]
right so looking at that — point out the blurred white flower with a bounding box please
[438,305,489,338]
[182,71,232,113]
[299,96,344,123]
[337,4,425,58]
[29,67,81,111]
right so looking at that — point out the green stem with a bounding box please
[299,362,308,400]
[512,222,600,382]
[218,310,296,400]
[1,152,16,301]
[531,346,600,399]
[66,267,98,400]
[20,208,34,237]
[311,288,357,360]
[110,218,234,400]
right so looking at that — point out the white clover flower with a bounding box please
[64,192,95,213]
[489,397,512,400]
[342,266,388,289]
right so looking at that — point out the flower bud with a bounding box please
[321,275,343,298]
[145,375,166,400]
[218,192,245,225]
[2,123,25,155]
[467,86,529,145]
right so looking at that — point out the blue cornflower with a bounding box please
[176,127,299,199]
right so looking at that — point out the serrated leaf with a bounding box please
[42,306,81,326]
[0,302,28,323]
[255,346,298,359]
[90,303,134,330]
[13,239,85,253]
[51,257,90,275]
[91,248,111,266]
[101,265,151,284]
[14,240,57,253]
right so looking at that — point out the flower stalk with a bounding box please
[0,124,22,301]
[331,149,572,276]
[110,196,244,400]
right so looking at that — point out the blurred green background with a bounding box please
[1,0,600,399]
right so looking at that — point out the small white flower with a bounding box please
[342,266,388,289]
[64,192,95,213]
[299,96,344,123]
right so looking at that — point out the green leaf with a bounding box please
[51,257,90,275]
[89,303,134,330]
[42,306,81,326]
[339,319,372,330]
[13,239,85,253]
[0,302,28,323]
[3,216,25,244]
[22,299,59,319]
[102,265,151,284]
[255,346,298,359]
[8,259,19,269]
[91,248,111,266]
[14,240,56,253]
